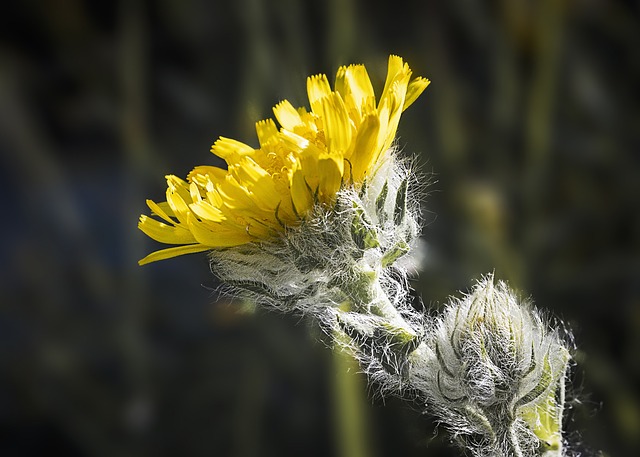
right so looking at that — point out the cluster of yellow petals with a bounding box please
[138,55,429,264]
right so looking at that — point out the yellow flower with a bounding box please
[138,55,429,265]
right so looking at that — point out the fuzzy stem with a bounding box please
[345,267,416,337]
[507,424,525,457]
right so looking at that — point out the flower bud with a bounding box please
[415,275,571,457]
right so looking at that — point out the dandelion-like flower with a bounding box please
[139,55,431,394]
[138,55,429,264]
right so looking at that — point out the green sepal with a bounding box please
[381,241,410,268]
[351,202,379,251]
[375,181,389,223]
[358,178,368,198]
[394,178,408,226]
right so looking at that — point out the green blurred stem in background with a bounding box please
[332,331,374,457]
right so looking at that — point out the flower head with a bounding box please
[138,55,429,264]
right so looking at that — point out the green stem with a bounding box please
[344,267,416,335]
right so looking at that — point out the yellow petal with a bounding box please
[255,119,279,147]
[189,200,225,222]
[341,68,377,125]
[334,66,348,98]
[290,168,314,216]
[189,182,202,202]
[273,100,304,131]
[187,213,253,247]
[307,73,332,114]
[138,215,197,244]
[205,186,224,207]
[336,67,362,125]
[210,137,254,161]
[380,55,409,104]
[154,201,175,217]
[187,165,227,187]
[317,154,343,202]
[166,181,193,226]
[166,175,192,201]
[146,199,174,224]
[404,77,430,111]
[138,244,211,265]
[296,106,318,133]
[215,179,275,226]
[279,129,311,156]
[230,157,281,210]
[228,156,268,183]
[215,177,255,210]
[343,64,375,113]
[378,76,410,154]
[321,92,352,154]
[350,114,381,182]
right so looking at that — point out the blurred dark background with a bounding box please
[1,0,639,456]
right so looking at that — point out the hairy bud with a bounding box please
[411,276,571,457]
